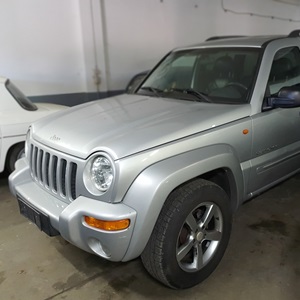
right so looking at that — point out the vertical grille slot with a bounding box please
[61,159,67,197]
[70,163,77,200]
[44,153,50,187]
[32,146,38,178]
[52,156,58,192]
[29,144,78,202]
[37,149,44,182]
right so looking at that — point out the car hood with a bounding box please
[32,94,251,159]
[35,102,66,112]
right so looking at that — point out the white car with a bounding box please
[0,76,66,173]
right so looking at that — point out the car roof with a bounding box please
[175,35,290,51]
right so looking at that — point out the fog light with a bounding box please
[84,216,130,231]
[88,237,111,258]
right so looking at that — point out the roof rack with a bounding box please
[205,35,246,42]
[288,30,300,37]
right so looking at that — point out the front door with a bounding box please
[248,46,300,194]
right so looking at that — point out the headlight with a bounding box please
[91,156,113,191]
[83,154,115,195]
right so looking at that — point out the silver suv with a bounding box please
[9,30,300,289]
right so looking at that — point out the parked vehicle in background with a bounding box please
[9,30,300,289]
[125,70,149,93]
[0,77,66,173]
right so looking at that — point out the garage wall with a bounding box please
[0,0,85,98]
[104,0,300,91]
[0,0,300,105]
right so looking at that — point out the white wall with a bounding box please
[0,0,85,96]
[104,0,300,90]
[0,0,300,98]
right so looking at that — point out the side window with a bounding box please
[268,47,300,95]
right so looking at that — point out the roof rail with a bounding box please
[205,35,245,42]
[288,30,300,37]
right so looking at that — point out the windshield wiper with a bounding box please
[171,88,212,103]
[139,86,164,97]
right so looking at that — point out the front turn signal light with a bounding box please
[84,216,130,231]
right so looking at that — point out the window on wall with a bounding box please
[268,46,300,95]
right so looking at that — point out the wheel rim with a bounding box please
[176,201,223,272]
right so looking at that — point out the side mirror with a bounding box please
[268,85,300,108]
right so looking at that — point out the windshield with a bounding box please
[137,47,261,104]
[5,80,37,111]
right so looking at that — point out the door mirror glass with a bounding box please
[268,85,300,108]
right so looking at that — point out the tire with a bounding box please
[141,178,232,289]
[6,143,25,173]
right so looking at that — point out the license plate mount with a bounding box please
[17,195,60,236]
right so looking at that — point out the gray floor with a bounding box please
[0,172,299,300]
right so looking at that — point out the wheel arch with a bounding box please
[122,144,244,261]
[4,141,25,172]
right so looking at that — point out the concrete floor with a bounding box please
[0,172,299,300]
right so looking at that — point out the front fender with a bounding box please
[122,144,244,261]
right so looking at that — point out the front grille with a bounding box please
[29,144,77,201]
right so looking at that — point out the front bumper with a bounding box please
[9,158,137,262]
